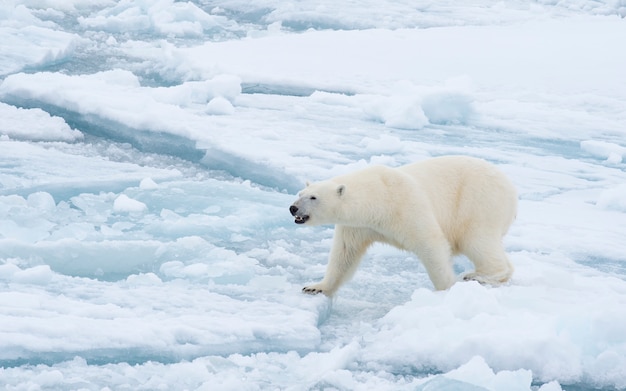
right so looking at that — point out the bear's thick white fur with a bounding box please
[289,155,517,297]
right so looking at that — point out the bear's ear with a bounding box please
[336,184,346,196]
[305,181,310,187]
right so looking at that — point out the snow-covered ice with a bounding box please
[1,1,626,390]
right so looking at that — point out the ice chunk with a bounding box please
[126,273,162,285]
[416,356,535,391]
[27,192,56,212]
[113,194,148,213]
[416,376,488,391]
[0,25,80,76]
[139,178,159,190]
[0,194,55,242]
[149,75,242,106]
[581,140,626,163]
[538,382,563,391]
[422,91,474,125]
[77,0,233,37]
[382,99,430,130]
[0,102,83,142]
[12,265,54,285]
[446,356,532,391]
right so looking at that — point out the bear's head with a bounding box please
[289,181,346,226]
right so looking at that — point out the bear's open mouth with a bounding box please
[294,215,309,224]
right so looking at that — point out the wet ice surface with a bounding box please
[1,1,626,390]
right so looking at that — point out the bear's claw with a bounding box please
[302,286,323,295]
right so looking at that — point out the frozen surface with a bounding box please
[1,1,626,390]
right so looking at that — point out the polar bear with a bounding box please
[289,155,517,297]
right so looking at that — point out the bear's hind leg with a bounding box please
[461,236,513,286]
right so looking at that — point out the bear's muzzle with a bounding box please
[289,205,310,224]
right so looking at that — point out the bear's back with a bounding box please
[398,156,517,241]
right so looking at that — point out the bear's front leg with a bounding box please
[302,226,376,297]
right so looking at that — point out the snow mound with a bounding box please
[362,275,626,388]
[597,184,626,212]
[206,96,235,115]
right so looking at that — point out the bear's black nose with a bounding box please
[289,205,298,216]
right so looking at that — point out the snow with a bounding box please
[1,1,626,390]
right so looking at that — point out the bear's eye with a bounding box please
[310,196,317,200]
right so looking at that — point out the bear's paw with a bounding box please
[462,271,511,286]
[302,285,325,295]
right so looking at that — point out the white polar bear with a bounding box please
[289,155,517,297]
